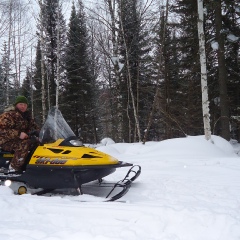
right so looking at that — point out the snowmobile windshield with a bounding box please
[39,107,76,144]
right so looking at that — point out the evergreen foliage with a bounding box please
[64,1,95,143]
[0,41,15,107]
[0,61,4,112]
[41,0,67,108]
[21,68,32,104]
[2,0,239,142]
[204,0,240,140]
[117,0,153,142]
[221,0,240,140]
[151,8,184,140]
[171,0,203,137]
[32,40,45,123]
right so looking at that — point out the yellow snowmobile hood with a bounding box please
[29,139,119,167]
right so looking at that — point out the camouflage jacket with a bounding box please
[0,106,39,145]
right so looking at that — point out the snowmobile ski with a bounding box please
[80,165,141,201]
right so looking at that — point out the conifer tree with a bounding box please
[221,0,240,140]
[117,0,153,142]
[32,40,47,123]
[171,0,203,136]
[0,41,15,106]
[204,0,239,140]
[0,61,4,112]
[41,0,67,108]
[21,68,33,110]
[154,21,183,139]
[64,1,95,142]
[214,0,230,141]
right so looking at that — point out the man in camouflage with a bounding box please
[0,96,39,172]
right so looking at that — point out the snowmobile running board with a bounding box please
[31,165,141,202]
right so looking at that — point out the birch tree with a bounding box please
[41,0,66,109]
[117,0,154,142]
[118,0,141,142]
[37,0,47,122]
[87,0,125,141]
[106,0,124,141]
[10,0,33,91]
[55,0,60,109]
[197,0,211,140]
[0,1,10,38]
[5,0,13,105]
[86,1,125,141]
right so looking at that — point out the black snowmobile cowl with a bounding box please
[0,107,141,201]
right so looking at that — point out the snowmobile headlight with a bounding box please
[4,180,12,187]
[70,140,83,146]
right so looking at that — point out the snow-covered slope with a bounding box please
[0,135,240,240]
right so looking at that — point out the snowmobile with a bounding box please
[0,107,141,201]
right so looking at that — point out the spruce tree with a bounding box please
[154,18,183,140]
[41,0,67,108]
[171,0,203,136]
[117,0,153,142]
[64,1,95,142]
[148,5,181,141]
[32,40,47,123]
[204,0,239,140]
[0,41,15,106]
[0,61,4,112]
[21,68,33,111]
[222,0,240,141]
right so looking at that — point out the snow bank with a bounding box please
[97,135,237,159]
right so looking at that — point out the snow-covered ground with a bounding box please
[1,135,240,240]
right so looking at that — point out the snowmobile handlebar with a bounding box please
[28,130,40,137]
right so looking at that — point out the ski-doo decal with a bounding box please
[35,158,67,165]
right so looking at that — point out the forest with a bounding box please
[0,0,239,144]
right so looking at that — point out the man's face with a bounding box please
[16,103,28,112]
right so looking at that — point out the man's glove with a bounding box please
[29,130,40,137]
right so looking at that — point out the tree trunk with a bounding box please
[56,0,60,110]
[197,0,211,140]
[39,0,46,122]
[106,0,124,141]
[142,0,169,144]
[119,6,141,142]
[215,0,230,141]
[6,0,13,106]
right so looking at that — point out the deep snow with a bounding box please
[0,135,240,240]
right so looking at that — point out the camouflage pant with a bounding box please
[1,138,37,171]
